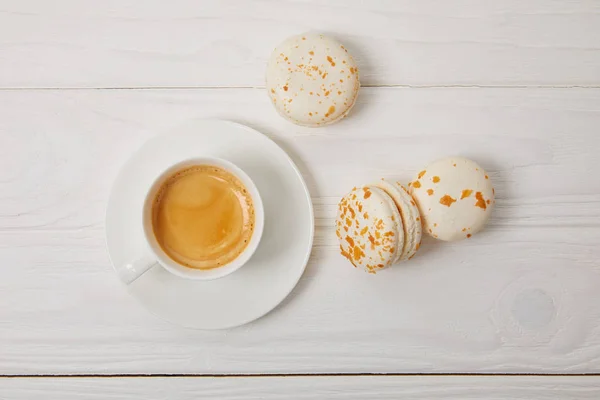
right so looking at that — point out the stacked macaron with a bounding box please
[336,157,495,273]
[266,33,360,127]
[335,180,421,274]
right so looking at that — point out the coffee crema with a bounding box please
[152,165,255,270]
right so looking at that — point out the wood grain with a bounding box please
[1,0,599,88]
[1,88,600,374]
[3,376,600,399]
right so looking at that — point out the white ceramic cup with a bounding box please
[119,157,264,284]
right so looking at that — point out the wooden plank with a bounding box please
[1,88,600,374]
[1,0,599,88]
[3,376,600,399]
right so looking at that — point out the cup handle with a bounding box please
[120,254,158,285]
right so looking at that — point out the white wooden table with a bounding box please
[2,1,600,398]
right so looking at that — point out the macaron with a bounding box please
[372,179,422,261]
[336,186,403,273]
[335,181,422,274]
[409,157,495,241]
[266,33,360,127]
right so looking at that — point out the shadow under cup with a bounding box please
[141,157,265,281]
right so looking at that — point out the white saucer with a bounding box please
[106,120,314,329]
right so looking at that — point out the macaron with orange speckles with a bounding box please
[335,181,423,274]
[336,186,403,274]
[372,179,422,261]
[266,32,360,127]
[409,157,495,241]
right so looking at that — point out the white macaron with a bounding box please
[409,157,495,241]
[266,32,360,127]
[372,179,422,261]
[336,186,403,274]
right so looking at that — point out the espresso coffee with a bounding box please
[152,165,255,270]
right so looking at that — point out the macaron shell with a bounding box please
[335,186,403,273]
[266,33,360,127]
[373,179,422,261]
[409,157,495,241]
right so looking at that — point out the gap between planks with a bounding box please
[0,84,600,91]
[3,373,600,378]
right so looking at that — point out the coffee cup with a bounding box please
[119,157,264,284]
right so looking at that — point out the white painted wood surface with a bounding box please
[3,376,600,399]
[1,0,600,88]
[2,0,600,396]
[1,88,600,375]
